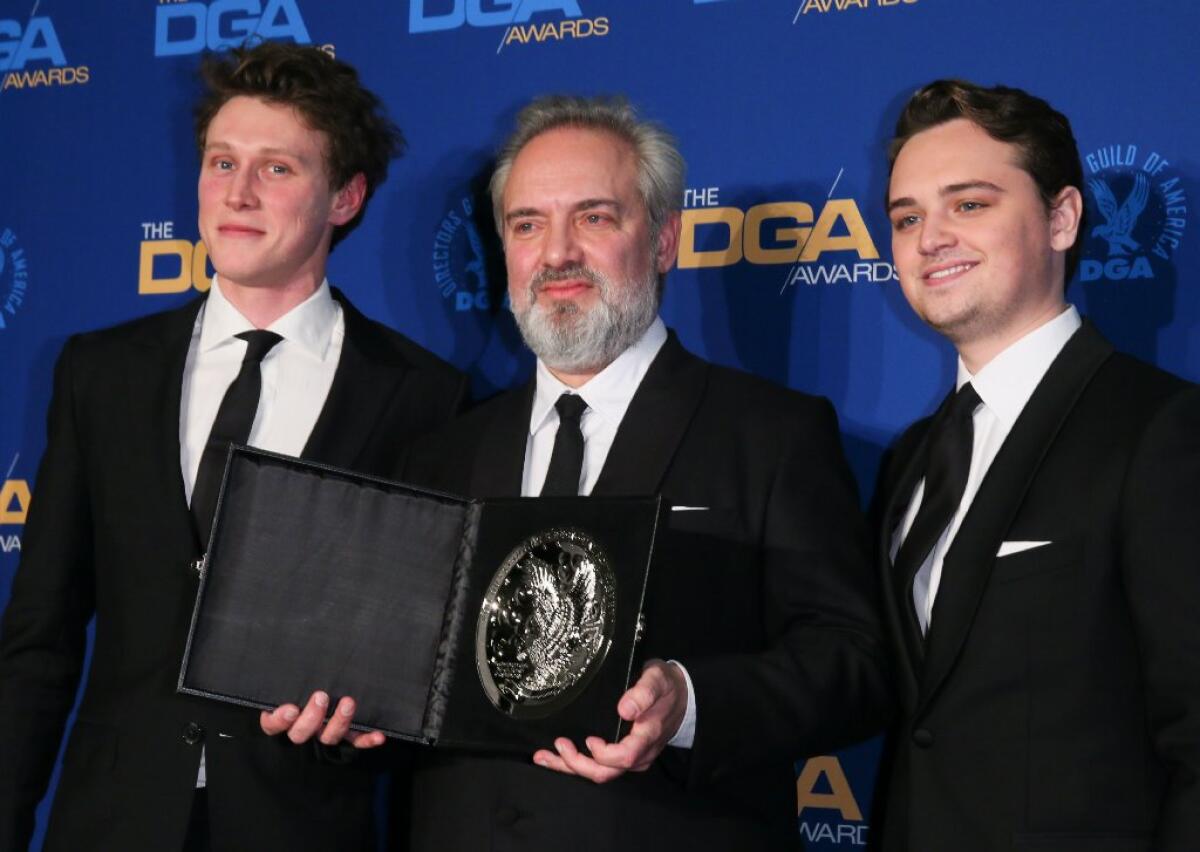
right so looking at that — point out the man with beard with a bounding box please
[392,95,890,851]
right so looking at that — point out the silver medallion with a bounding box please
[476,528,616,719]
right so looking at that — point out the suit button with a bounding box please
[183,722,205,745]
[495,806,520,827]
[912,728,934,748]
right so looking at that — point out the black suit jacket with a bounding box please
[0,290,467,852]
[397,333,889,852]
[874,322,1200,852]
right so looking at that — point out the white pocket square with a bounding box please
[996,540,1052,557]
[671,505,709,512]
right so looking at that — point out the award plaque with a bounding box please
[476,528,617,719]
[177,446,661,751]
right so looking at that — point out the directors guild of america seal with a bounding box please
[476,529,616,718]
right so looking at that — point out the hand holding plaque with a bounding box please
[532,659,688,783]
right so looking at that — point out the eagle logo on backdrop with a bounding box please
[0,228,29,331]
[432,194,495,313]
[1080,144,1188,283]
[1089,174,1149,257]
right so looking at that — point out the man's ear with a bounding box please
[655,210,682,274]
[1048,185,1083,252]
[330,172,367,227]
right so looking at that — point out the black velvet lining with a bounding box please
[179,448,466,741]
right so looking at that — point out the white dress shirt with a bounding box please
[522,317,697,748]
[180,275,345,785]
[893,306,1082,634]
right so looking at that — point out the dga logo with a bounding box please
[138,221,213,294]
[155,0,312,57]
[409,1,610,51]
[797,756,868,846]
[0,16,90,90]
[1,453,31,555]
[680,183,895,286]
[0,228,29,330]
[433,196,496,312]
[1081,145,1187,283]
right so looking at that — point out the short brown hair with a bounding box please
[888,79,1085,287]
[194,42,404,248]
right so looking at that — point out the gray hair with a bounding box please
[489,94,685,240]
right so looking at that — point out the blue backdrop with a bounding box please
[1,1,1196,848]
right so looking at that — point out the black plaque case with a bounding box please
[177,446,661,752]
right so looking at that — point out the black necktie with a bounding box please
[191,330,283,545]
[540,393,589,497]
[893,382,982,629]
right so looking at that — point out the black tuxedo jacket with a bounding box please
[874,322,1200,852]
[396,333,889,852]
[0,291,467,852]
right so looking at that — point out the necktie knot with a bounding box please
[948,382,982,422]
[554,392,588,425]
[236,330,283,365]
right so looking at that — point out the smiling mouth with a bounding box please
[218,225,265,236]
[924,262,976,282]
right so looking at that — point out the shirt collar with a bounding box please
[956,305,1082,428]
[199,275,339,360]
[530,317,668,436]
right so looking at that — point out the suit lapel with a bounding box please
[592,333,708,497]
[877,410,941,703]
[132,297,206,552]
[916,322,1113,715]
[301,290,410,469]
[470,381,533,497]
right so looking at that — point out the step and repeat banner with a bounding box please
[1,1,1196,848]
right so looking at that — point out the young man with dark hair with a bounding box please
[876,78,1200,850]
[0,42,465,852]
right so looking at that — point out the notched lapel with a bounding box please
[592,334,708,497]
[135,298,205,551]
[302,327,407,469]
[469,381,533,498]
[917,323,1113,714]
[877,408,943,696]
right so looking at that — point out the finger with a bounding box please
[287,690,330,744]
[584,729,660,772]
[617,664,670,721]
[259,704,300,736]
[532,748,574,774]
[318,696,356,745]
[554,737,624,784]
[346,729,387,750]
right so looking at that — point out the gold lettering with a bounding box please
[744,202,814,264]
[796,756,863,820]
[802,199,879,260]
[0,480,31,525]
[678,207,744,268]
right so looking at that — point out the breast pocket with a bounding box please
[991,538,1081,584]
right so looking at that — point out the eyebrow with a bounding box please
[504,198,622,224]
[203,142,305,160]
[886,180,1006,212]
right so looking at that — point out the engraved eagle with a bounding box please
[1090,173,1149,256]
[522,546,604,693]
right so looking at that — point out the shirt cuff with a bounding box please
[665,660,696,749]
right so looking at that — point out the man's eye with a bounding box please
[213,159,234,171]
[958,200,985,212]
[269,164,290,176]
[893,214,920,231]
[584,213,609,225]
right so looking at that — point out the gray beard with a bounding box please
[513,263,659,375]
